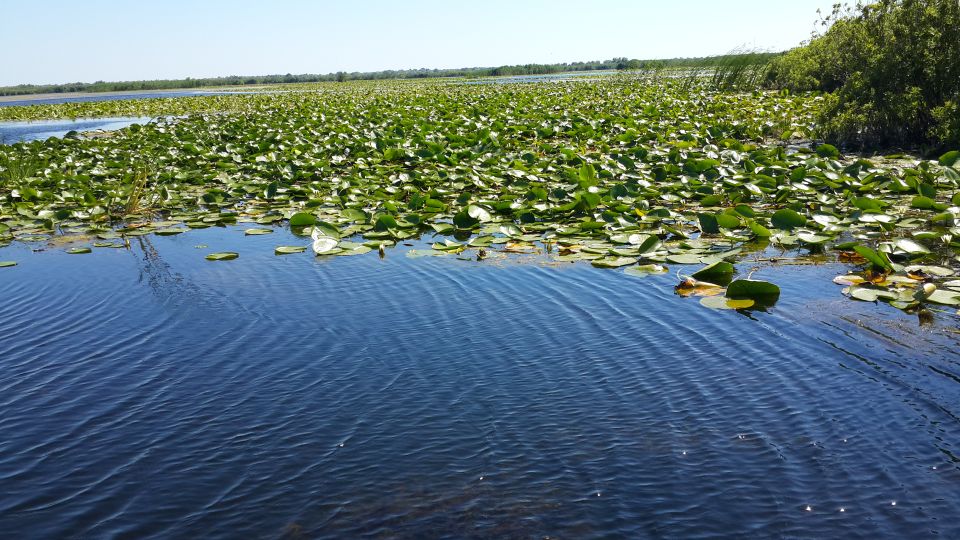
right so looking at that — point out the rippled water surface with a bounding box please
[1,227,958,538]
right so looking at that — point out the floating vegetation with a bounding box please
[205,252,239,261]
[1,76,959,316]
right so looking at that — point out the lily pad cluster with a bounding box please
[1,76,959,315]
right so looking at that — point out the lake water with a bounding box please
[0,117,156,144]
[1,226,958,538]
[461,71,618,85]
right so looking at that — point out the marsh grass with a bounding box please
[0,151,43,184]
[674,48,774,92]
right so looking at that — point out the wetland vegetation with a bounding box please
[2,64,960,318]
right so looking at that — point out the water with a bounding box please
[1,227,958,538]
[461,71,618,85]
[0,90,259,108]
[0,117,156,144]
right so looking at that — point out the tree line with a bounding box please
[0,54,777,97]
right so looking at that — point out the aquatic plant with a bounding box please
[1,76,959,314]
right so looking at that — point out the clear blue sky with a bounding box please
[0,1,837,86]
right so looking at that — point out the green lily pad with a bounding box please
[624,264,668,277]
[66,247,92,254]
[0,261,17,267]
[245,228,274,236]
[700,296,755,310]
[691,261,734,281]
[771,209,807,230]
[726,279,780,305]
[206,252,239,261]
[591,256,636,268]
[275,246,307,254]
[289,213,317,227]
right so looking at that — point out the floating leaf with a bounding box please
[289,212,317,227]
[205,252,238,261]
[312,237,339,254]
[155,228,187,236]
[0,261,17,267]
[847,286,898,302]
[691,261,734,281]
[275,246,307,254]
[591,256,636,268]
[726,279,780,305]
[625,264,668,277]
[771,209,807,230]
[244,228,274,236]
[700,296,755,310]
[66,247,92,254]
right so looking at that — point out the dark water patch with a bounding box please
[0,227,958,538]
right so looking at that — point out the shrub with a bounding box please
[765,0,960,151]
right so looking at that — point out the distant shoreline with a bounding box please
[0,87,253,104]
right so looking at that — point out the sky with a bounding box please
[0,1,839,86]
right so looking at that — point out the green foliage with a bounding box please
[766,0,960,151]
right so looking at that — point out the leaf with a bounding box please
[591,256,636,268]
[893,238,929,254]
[771,209,807,230]
[275,246,307,254]
[716,213,740,229]
[691,261,734,281]
[698,213,719,234]
[155,228,187,236]
[244,228,273,235]
[749,220,771,238]
[0,261,17,267]
[311,221,341,239]
[453,210,479,229]
[312,237,339,254]
[815,144,839,158]
[289,212,316,227]
[938,150,960,167]
[466,204,492,223]
[205,252,238,261]
[66,247,92,254]
[848,286,897,302]
[725,279,780,305]
[624,264,668,277]
[853,245,893,271]
[700,296,755,310]
[666,253,704,265]
[926,290,960,306]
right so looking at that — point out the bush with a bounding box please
[765,0,960,151]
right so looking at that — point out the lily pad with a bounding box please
[726,279,780,305]
[275,246,307,254]
[691,261,734,281]
[245,228,274,236]
[66,247,92,254]
[771,209,807,230]
[0,261,17,267]
[205,252,239,261]
[700,296,755,310]
[312,237,339,254]
[625,264,668,277]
